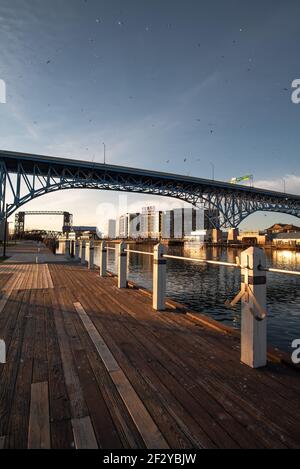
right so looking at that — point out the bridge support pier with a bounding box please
[81,240,86,266]
[99,241,107,277]
[240,247,267,368]
[65,240,71,258]
[153,243,166,311]
[118,241,127,288]
[88,240,94,270]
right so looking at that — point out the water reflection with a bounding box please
[70,242,300,354]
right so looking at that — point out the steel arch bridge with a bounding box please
[0,149,300,229]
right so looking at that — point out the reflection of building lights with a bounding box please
[281,250,293,260]
[272,249,300,267]
[191,230,207,236]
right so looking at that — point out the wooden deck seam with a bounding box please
[73,301,169,450]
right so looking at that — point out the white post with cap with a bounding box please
[99,240,107,277]
[75,239,80,260]
[153,243,166,311]
[118,241,127,288]
[88,239,94,270]
[240,246,267,368]
[81,240,86,266]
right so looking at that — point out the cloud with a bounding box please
[254,174,300,195]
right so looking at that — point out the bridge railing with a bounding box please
[72,239,300,370]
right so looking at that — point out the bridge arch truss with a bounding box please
[0,151,300,229]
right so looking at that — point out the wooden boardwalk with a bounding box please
[0,252,300,448]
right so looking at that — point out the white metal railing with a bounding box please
[259,266,300,276]
[67,238,300,369]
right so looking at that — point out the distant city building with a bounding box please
[140,206,161,239]
[117,206,204,240]
[162,208,203,239]
[238,230,268,246]
[272,232,300,246]
[107,219,116,239]
[161,210,174,239]
[118,214,129,238]
[118,213,141,238]
[129,213,141,238]
[65,226,98,240]
[173,208,184,238]
[267,223,300,234]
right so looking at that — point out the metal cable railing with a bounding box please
[163,254,238,268]
[259,266,300,276]
[104,241,300,275]
[125,249,154,256]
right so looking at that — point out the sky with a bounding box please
[0,0,300,233]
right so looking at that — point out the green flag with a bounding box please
[230,175,253,184]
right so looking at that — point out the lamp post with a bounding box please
[210,162,215,181]
[282,178,286,193]
[102,142,106,164]
[2,204,8,258]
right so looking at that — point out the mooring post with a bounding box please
[65,239,71,258]
[75,239,80,259]
[88,239,94,270]
[81,240,86,266]
[153,243,166,311]
[99,240,107,277]
[118,241,127,288]
[240,246,267,368]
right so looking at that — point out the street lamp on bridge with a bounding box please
[102,142,106,165]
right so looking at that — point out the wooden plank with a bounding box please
[32,288,48,383]
[0,436,5,449]
[73,301,169,449]
[45,265,54,289]
[71,416,98,449]
[28,382,50,449]
[6,288,36,448]
[73,349,123,449]
[43,289,74,449]
[0,269,24,313]
[50,291,88,420]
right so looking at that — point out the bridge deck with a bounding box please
[0,259,300,449]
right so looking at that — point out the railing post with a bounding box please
[99,240,107,277]
[153,243,166,311]
[240,246,267,368]
[75,239,80,259]
[65,239,70,258]
[81,240,86,266]
[70,240,75,258]
[118,241,127,288]
[88,239,94,270]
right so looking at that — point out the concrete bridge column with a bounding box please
[65,239,71,258]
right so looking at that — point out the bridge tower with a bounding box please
[14,212,25,237]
